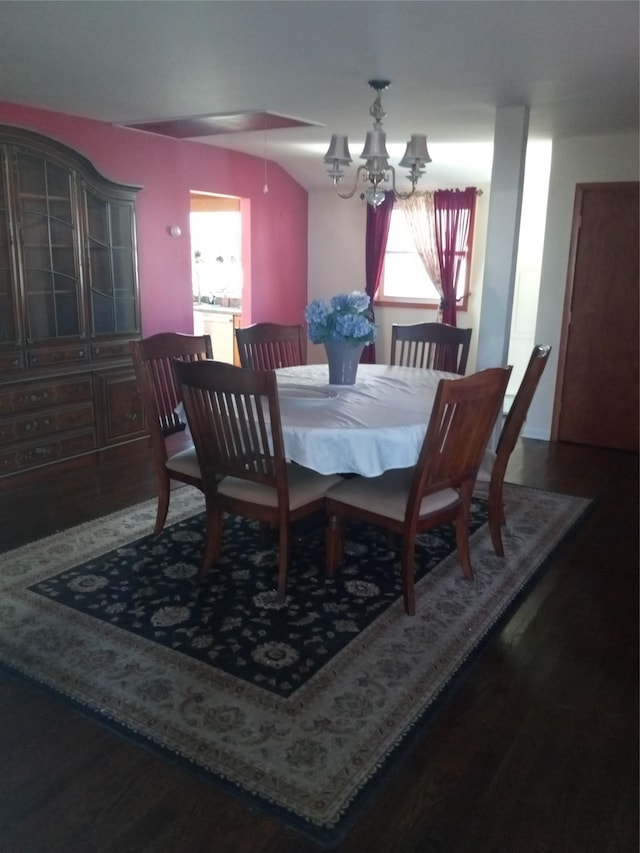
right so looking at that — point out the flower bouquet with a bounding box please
[304,291,376,347]
[304,291,376,384]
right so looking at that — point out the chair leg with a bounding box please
[455,501,474,581]
[277,526,290,605]
[154,476,171,535]
[202,507,223,574]
[488,480,505,557]
[325,512,344,576]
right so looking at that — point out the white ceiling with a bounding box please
[1,1,638,192]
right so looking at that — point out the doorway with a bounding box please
[190,193,243,307]
[552,182,639,451]
[190,193,244,365]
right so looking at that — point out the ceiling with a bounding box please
[1,1,638,192]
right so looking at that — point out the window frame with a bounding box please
[374,204,475,312]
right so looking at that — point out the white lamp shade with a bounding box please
[360,130,389,161]
[399,134,432,167]
[324,134,352,165]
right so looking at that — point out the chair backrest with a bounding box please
[409,366,512,507]
[130,333,213,455]
[235,322,306,370]
[494,345,551,479]
[174,359,287,504]
[390,322,472,374]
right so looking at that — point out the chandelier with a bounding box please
[323,79,431,208]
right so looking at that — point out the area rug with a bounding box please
[0,485,590,846]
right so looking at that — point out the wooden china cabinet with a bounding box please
[0,126,146,485]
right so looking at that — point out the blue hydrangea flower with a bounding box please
[304,291,377,345]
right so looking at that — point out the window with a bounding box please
[375,207,472,309]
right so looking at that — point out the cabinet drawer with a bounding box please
[0,377,94,415]
[27,345,89,369]
[95,370,146,445]
[91,341,135,361]
[0,403,95,446]
[0,351,24,372]
[0,430,97,476]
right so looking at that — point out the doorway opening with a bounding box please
[190,192,244,365]
[190,193,243,308]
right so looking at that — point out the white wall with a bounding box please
[527,132,640,440]
[307,192,366,363]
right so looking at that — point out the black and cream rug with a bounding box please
[0,485,590,845]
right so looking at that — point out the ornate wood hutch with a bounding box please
[0,126,146,484]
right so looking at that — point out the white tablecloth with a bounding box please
[276,363,458,476]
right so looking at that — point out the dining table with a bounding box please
[275,363,459,477]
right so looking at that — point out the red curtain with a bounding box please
[433,188,477,327]
[363,191,395,363]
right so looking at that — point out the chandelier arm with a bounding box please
[331,166,369,200]
[387,166,419,202]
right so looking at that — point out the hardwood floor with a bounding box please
[0,440,638,853]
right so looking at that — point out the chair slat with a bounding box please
[236,323,306,369]
[390,323,472,375]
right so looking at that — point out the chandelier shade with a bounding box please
[399,134,432,169]
[360,130,390,161]
[324,134,352,166]
[323,79,431,207]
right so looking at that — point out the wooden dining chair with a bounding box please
[325,366,512,615]
[130,332,213,534]
[174,359,342,603]
[390,322,472,375]
[475,345,551,556]
[235,322,306,370]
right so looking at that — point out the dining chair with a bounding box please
[390,322,472,375]
[174,359,342,603]
[235,322,306,370]
[325,366,512,615]
[475,345,551,556]
[130,332,213,535]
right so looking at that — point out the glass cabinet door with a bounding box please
[15,151,83,342]
[84,189,138,335]
[0,147,19,345]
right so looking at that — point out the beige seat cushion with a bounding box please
[166,446,201,478]
[325,467,459,523]
[218,464,342,510]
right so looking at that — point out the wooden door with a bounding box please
[553,183,639,451]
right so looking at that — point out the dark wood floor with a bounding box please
[0,439,638,853]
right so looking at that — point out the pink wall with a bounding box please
[0,101,309,335]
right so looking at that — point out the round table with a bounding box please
[275,363,459,476]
